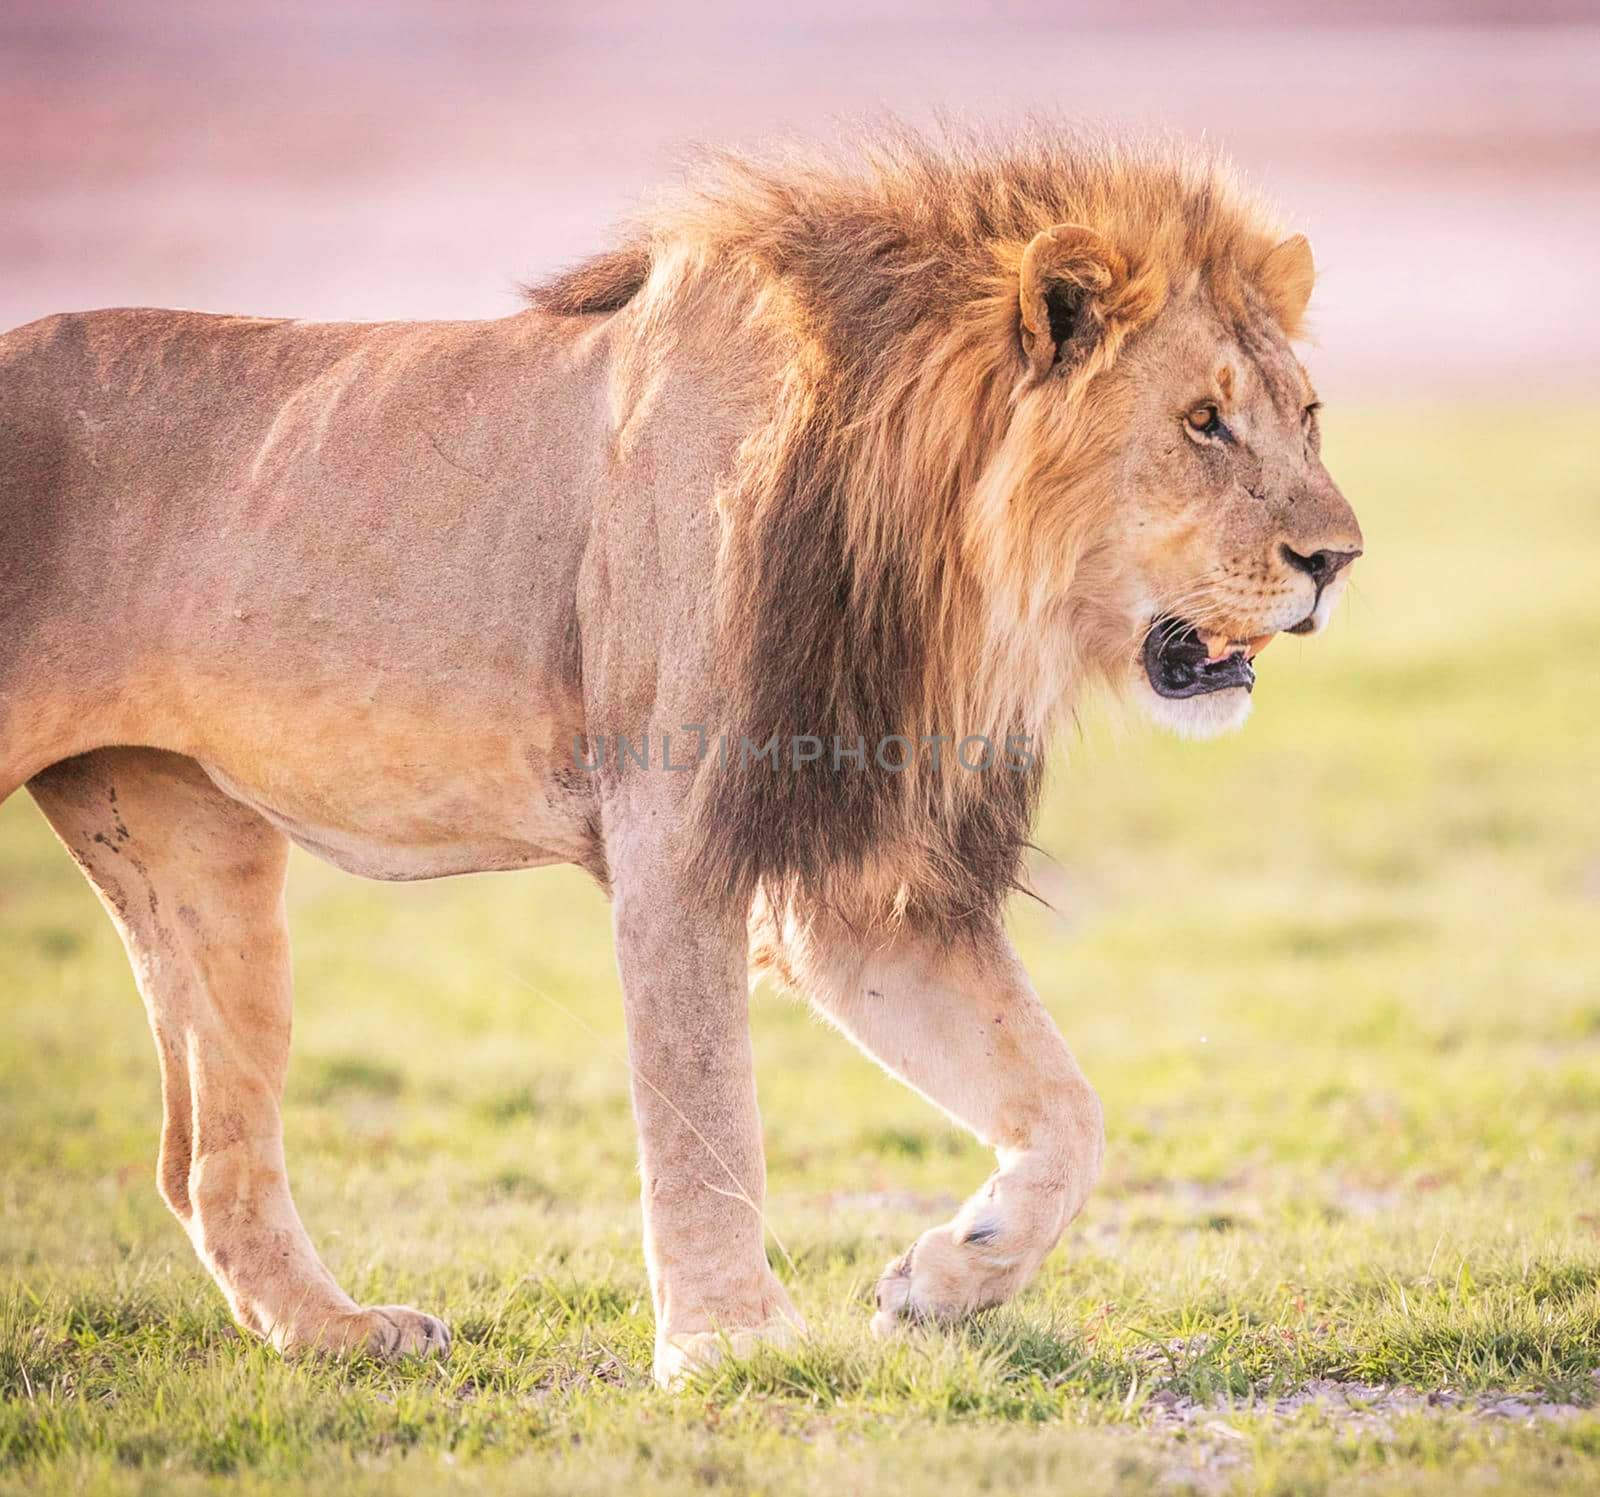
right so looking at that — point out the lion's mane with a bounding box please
[530,124,1300,932]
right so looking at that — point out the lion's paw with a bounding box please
[280,1304,453,1361]
[653,1316,802,1389]
[870,1225,1018,1336]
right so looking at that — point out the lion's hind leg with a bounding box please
[777,912,1104,1332]
[27,748,449,1359]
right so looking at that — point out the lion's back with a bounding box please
[1,307,306,552]
[0,301,617,799]
[0,309,326,652]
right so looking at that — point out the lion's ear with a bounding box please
[1017,223,1125,379]
[1256,234,1316,334]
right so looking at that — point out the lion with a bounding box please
[0,124,1361,1385]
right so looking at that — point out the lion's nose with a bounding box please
[1279,543,1361,582]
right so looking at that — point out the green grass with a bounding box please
[2,404,1598,1494]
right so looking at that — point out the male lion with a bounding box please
[0,127,1361,1385]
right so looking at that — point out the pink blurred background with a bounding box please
[3,1,1597,400]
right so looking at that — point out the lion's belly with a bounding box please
[185,674,601,882]
[199,733,598,882]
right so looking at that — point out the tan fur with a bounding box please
[2,124,1359,1385]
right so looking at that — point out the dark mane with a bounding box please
[524,244,650,315]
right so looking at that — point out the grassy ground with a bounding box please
[2,406,1597,1494]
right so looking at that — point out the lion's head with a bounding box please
[533,124,1363,926]
[998,218,1363,739]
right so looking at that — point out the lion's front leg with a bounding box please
[787,913,1103,1331]
[606,814,803,1385]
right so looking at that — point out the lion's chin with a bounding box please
[1132,678,1254,740]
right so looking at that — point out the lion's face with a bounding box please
[1102,283,1363,738]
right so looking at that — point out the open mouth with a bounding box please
[1142,618,1271,700]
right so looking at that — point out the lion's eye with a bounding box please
[1185,404,1225,439]
[1302,400,1322,423]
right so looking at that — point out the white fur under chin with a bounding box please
[1133,680,1254,740]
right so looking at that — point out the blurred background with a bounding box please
[2,6,1598,1483]
[3,0,1599,399]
